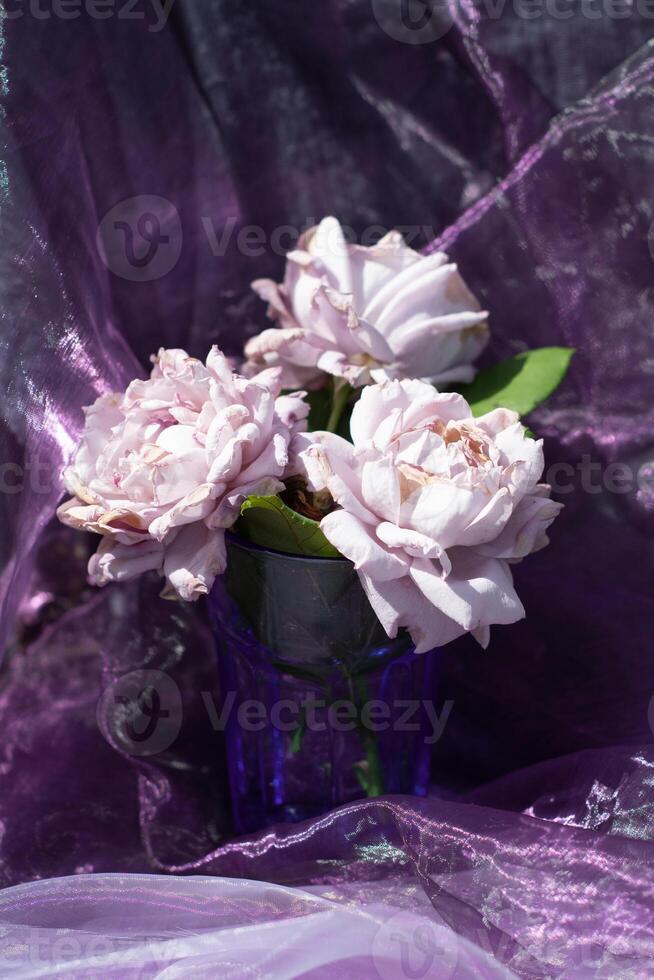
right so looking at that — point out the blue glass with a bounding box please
[208,534,439,834]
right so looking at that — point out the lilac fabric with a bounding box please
[0,873,518,978]
[2,4,654,977]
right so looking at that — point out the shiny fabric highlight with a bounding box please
[0,873,518,977]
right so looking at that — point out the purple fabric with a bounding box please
[2,5,654,976]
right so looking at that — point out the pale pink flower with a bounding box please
[298,379,562,652]
[244,217,488,388]
[58,347,308,600]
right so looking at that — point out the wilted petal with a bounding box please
[57,498,104,532]
[313,286,395,364]
[294,430,355,486]
[206,345,238,390]
[407,597,468,653]
[151,347,207,383]
[88,537,164,586]
[300,442,374,524]
[472,624,491,649]
[274,391,310,433]
[162,523,226,601]
[250,278,296,329]
[247,355,324,390]
[309,286,361,352]
[244,328,326,368]
[57,498,149,546]
[245,369,284,408]
[148,483,215,540]
[316,350,369,386]
[97,508,150,544]
[242,325,325,388]
[357,572,414,639]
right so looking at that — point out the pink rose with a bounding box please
[298,379,562,652]
[244,217,488,389]
[57,347,308,600]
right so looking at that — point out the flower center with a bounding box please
[428,419,491,467]
[397,463,437,503]
[396,420,494,502]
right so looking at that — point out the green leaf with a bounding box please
[236,494,340,558]
[457,347,574,418]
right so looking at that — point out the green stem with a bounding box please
[326,381,352,434]
[359,727,386,798]
[348,675,385,798]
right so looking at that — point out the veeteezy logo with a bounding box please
[97,669,183,756]
[372,909,458,979]
[1,0,176,31]
[97,669,454,757]
[202,691,454,745]
[96,195,182,282]
[371,0,453,44]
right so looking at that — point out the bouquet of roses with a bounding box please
[58,217,572,654]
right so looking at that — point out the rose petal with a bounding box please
[358,571,465,653]
[410,552,525,633]
[300,443,375,524]
[474,488,564,559]
[376,522,451,573]
[319,510,409,581]
[162,523,226,601]
[88,537,164,587]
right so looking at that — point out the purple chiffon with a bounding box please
[2,4,654,977]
